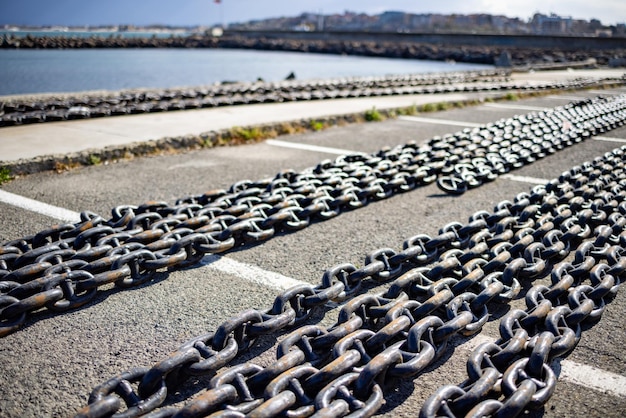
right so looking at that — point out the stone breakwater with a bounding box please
[2,70,625,128]
[2,33,625,67]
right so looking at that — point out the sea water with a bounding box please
[0,48,493,96]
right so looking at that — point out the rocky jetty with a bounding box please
[2,33,625,68]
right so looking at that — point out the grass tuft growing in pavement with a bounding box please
[310,120,325,131]
[231,126,265,142]
[0,167,12,185]
[396,104,419,116]
[54,160,81,173]
[87,154,102,165]
[365,107,384,122]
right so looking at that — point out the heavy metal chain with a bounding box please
[419,182,626,414]
[74,145,626,417]
[1,95,625,337]
[5,69,512,125]
[2,69,622,126]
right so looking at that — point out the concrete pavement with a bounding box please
[1,69,626,417]
[0,68,624,164]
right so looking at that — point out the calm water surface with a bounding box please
[0,48,493,96]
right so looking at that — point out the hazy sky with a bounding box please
[1,0,624,27]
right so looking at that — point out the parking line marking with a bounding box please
[200,254,309,291]
[463,335,626,398]
[0,189,81,223]
[397,115,482,128]
[594,136,626,143]
[4,179,626,398]
[0,188,310,291]
[547,95,586,101]
[588,90,621,94]
[266,139,358,155]
[501,174,549,185]
[558,361,626,398]
[482,103,547,111]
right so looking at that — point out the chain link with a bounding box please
[2,69,623,126]
[2,94,626,337]
[2,94,626,417]
[72,142,626,418]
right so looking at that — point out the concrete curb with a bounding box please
[1,111,382,176]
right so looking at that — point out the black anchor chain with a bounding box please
[1,94,625,337]
[74,145,626,417]
[2,69,622,127]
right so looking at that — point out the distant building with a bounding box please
[227,10,620,37]
[293,23,312,32]
[531,13,572,34]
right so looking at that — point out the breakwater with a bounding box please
[2,31,625,67]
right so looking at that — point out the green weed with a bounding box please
[0,167,12,185]
[232,127,264,142]
[87,154,102,165]
[397,104,418,116]
[364,107,383,122]
[310,120,325,131]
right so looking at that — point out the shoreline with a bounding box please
[0,62,602,103]
[3,33,625,68]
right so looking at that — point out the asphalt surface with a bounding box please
[1,73,626,418]
[1,68,624,163]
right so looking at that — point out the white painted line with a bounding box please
[460,334,626,398]
[200,254,310,291]
[266,139,358,155]
[0,186,310,293]
[547,95,586,101]
[501,174,549,185]
[0,189,81,223]
[0,186,310,292]
[397,115,482,128]
[483,103,547,111]
[588,90,626,95]
[559,361,626,398]
[594,136,626,143]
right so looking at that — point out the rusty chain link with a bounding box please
[2,94,625,338]
[71,143,626,417]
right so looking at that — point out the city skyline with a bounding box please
[1,0,624,27]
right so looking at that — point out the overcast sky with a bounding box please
[1,0,624,27]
